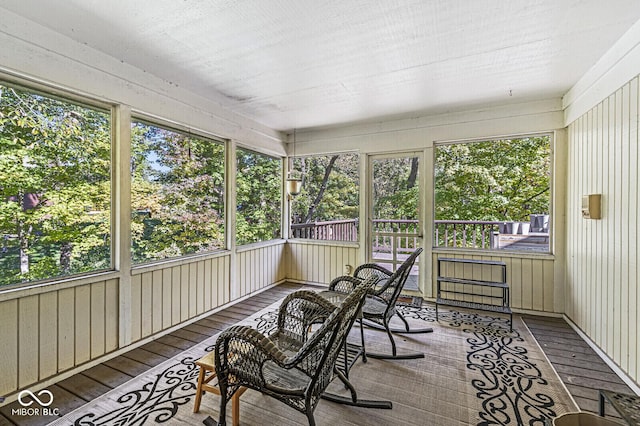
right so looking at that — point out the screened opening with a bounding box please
[434,135,551,253]
[236,148,282,245]
[130,121,225,263]
[290,153,360,241]
[0,82,112,286]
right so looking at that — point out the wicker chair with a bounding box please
[214,278,374,426]
[351,247,432,360]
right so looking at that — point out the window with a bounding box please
[236,148,282,245]
[131,121,225,263]
[434,135,551,252]
[0,83,112,286]
[290,153,359,241]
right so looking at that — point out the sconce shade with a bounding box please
[286,177,302,196]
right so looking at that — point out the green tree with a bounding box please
[291,153,359,223]
[131,122,225,263]
[236,148,282,245]
[434,136,551,221]
[0,84,111,286]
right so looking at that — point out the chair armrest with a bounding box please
[327,275,363,293]
[215,325,291,389]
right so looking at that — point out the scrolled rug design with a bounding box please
[50,301,575,426]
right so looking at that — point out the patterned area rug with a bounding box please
[51,299,576,426]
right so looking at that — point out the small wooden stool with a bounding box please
[194,352,247,426]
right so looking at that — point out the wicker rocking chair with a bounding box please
[214,278,374,426]
[351,247,432,360]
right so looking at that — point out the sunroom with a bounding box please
[1,1,640,425]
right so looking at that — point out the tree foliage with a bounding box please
[0,83,111,285]
[434,136,551,221]
[236,148,282,245]
[291,153,359,224]
[131,122,225,263]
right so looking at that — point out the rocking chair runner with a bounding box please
[214,278,374,426]
[351,247,432,360]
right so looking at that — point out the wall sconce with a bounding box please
[582,194,602,219]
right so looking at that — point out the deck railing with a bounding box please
[290,218,549,251]
[291,219,359,241]
[433,220,502,249]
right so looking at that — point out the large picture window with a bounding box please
[236,148,282,245]
[434,135,551,252]
[0,83,112,286]
[131,121,225,263]
[290,153,359,241]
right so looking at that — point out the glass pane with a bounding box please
[290,153,359,241]
[370,156,420,289]
[131,122,225,263]
[434,136,551,252]
[236,148,282,245]
[0,83,111,286]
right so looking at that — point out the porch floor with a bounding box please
[0,282,635,425]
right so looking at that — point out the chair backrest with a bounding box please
[375,247,423,307]
[293,277,375,398]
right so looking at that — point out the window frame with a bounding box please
[432,132,554,255]
[129,116,228,265]
[0,78,116,289]
[288,151,361,243]
[235,145,284,246]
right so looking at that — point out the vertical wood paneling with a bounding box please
[90,281,105,358]
[162,268,172,329]
[430,254,555,311]
[0,299,18,395]
[141,272,152,338]
[285,242,359,285]
[58,287,75,371]
[105,279,118,352]
[196,260,205,314]
[39,292,58,379]
[566,74,640,387]
[74,285,91,365]
[171,266,181,326]
[180,265,189,322]
[152,270,163,334]
[18,295,39,388]
[203,258,212,312]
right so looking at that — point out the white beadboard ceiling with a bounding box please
[3,0,640,131]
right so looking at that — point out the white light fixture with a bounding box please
[286,129,302,197]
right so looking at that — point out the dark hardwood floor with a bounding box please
[523,315,636,423]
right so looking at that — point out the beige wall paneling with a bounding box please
[151,270,162,334]
[74,285,91,366]
[130,274,142,342]
[105,279,119,353]
[180,265,189,322]
[203,259,212,312]
[431,253,555,312]
[90,281,106,359]
[57,287,76,371]
[0,299,18,395]
[629,77,639,381]
[162,268,173,330]
[196,260,205,315]
[188,263,197,317]
[171,266,181,327]
[39,291,58,380]
[140,272,153,339]
[566,74,640,387]
[18,295,39,388]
